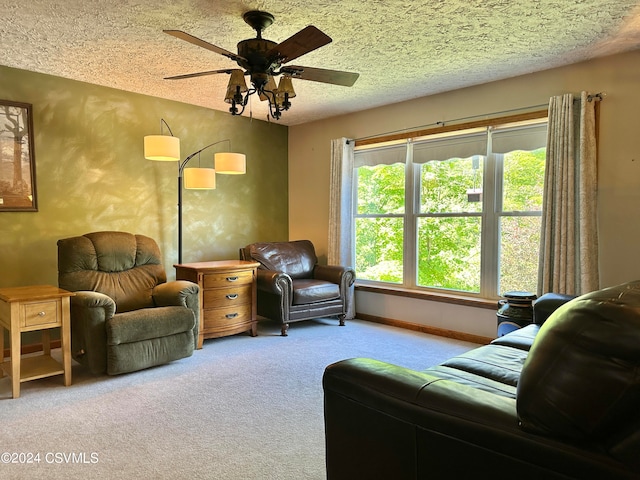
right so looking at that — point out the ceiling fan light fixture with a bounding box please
[277,75,296,98]
[276,75,295,110]
[163,11,359,121]
[224,69,248,104]
[259,75,278,101]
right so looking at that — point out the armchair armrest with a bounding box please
[70,290,116,320]
[314,264,356,289]
[69,291,116,374]
[255,269,293,298]
[533,292,577,325]
[153,280,200,349]
[153,280,199,308]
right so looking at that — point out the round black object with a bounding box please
[497,291,537,336]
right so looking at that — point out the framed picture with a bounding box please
[0,100,37,212]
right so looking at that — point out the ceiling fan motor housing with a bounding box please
[237,38,280,88]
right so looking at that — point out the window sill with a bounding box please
[355,283,498,310]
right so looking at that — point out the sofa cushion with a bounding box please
[292,279,340,305]
[106,306,195,345]
[423,341,529,399]
[248,240,317,279]
[491,324,540,351]
[517,280,640,441]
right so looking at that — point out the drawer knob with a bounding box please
[226,294,239,300]
[226,276,239,282]
[38,311,46,317]
[225,313,238,319]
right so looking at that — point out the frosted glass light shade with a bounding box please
[277,75,296,98]
[259,75,278,101]
[144,135,180,161]
[184,168,216,189]
[215,153,246,174]
[224,69,249,104]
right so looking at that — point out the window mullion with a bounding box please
[481,129,499,297]
[404,141,416,289]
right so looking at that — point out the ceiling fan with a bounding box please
[163,10,359,120]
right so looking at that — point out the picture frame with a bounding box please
[0,100,37,212]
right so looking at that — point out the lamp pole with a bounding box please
[176,140,230,264]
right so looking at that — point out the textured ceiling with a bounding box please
[1,0,640,126]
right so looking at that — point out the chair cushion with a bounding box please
[107,333,194,375]
[106,306,195,345]
[517,280,640,441]
[292,279,340,305]
[248,240,317,279]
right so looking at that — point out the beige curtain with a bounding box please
[329,137,355,318]
[538,91,599,295]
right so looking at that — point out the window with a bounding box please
[353,120,547,298]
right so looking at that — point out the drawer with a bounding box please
[202,304,252,331]
[203,269,254,289]
[22,300,60,328]
[203,285,251,309]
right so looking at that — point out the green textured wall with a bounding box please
[0,65,288,289]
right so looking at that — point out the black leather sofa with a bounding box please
[323,281,640,479]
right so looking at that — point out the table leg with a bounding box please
[0,326,4,378]
[61,317,71,387]
[10,326,20,399]
[42,329,51,356]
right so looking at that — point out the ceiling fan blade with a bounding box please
[163,30,247,63]
[267,26,332,64]
[282,66,359,87]
[164,69,235,80]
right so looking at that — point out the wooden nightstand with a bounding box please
[0,285,74,399]
[175,260,260,349]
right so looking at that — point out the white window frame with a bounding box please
[353,118,547,299]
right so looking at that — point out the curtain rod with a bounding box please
[349,92,606,145]
[587,92,606,102]
[349,103,549,144]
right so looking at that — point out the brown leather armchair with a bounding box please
[240,240,355,336]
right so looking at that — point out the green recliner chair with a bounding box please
[57,231,199,375]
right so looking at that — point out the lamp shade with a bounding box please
[277,75,296,99]
[144,135,180,161]
[184,168,216,189]
[224,69,249,104]
[259,75,278,101]
[215,152,246,175]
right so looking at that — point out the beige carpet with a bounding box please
[0,318,478,480]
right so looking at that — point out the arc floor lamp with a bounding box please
[144,119,246,264]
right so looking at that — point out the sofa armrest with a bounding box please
[533,292,577,325]
[69,291,116,374]
[153,280,200,349]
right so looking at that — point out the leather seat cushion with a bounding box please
[491,324,540,351]
[292,279,340,305]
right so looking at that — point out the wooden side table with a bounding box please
[175,260,260,349]
[0,285,74,399]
